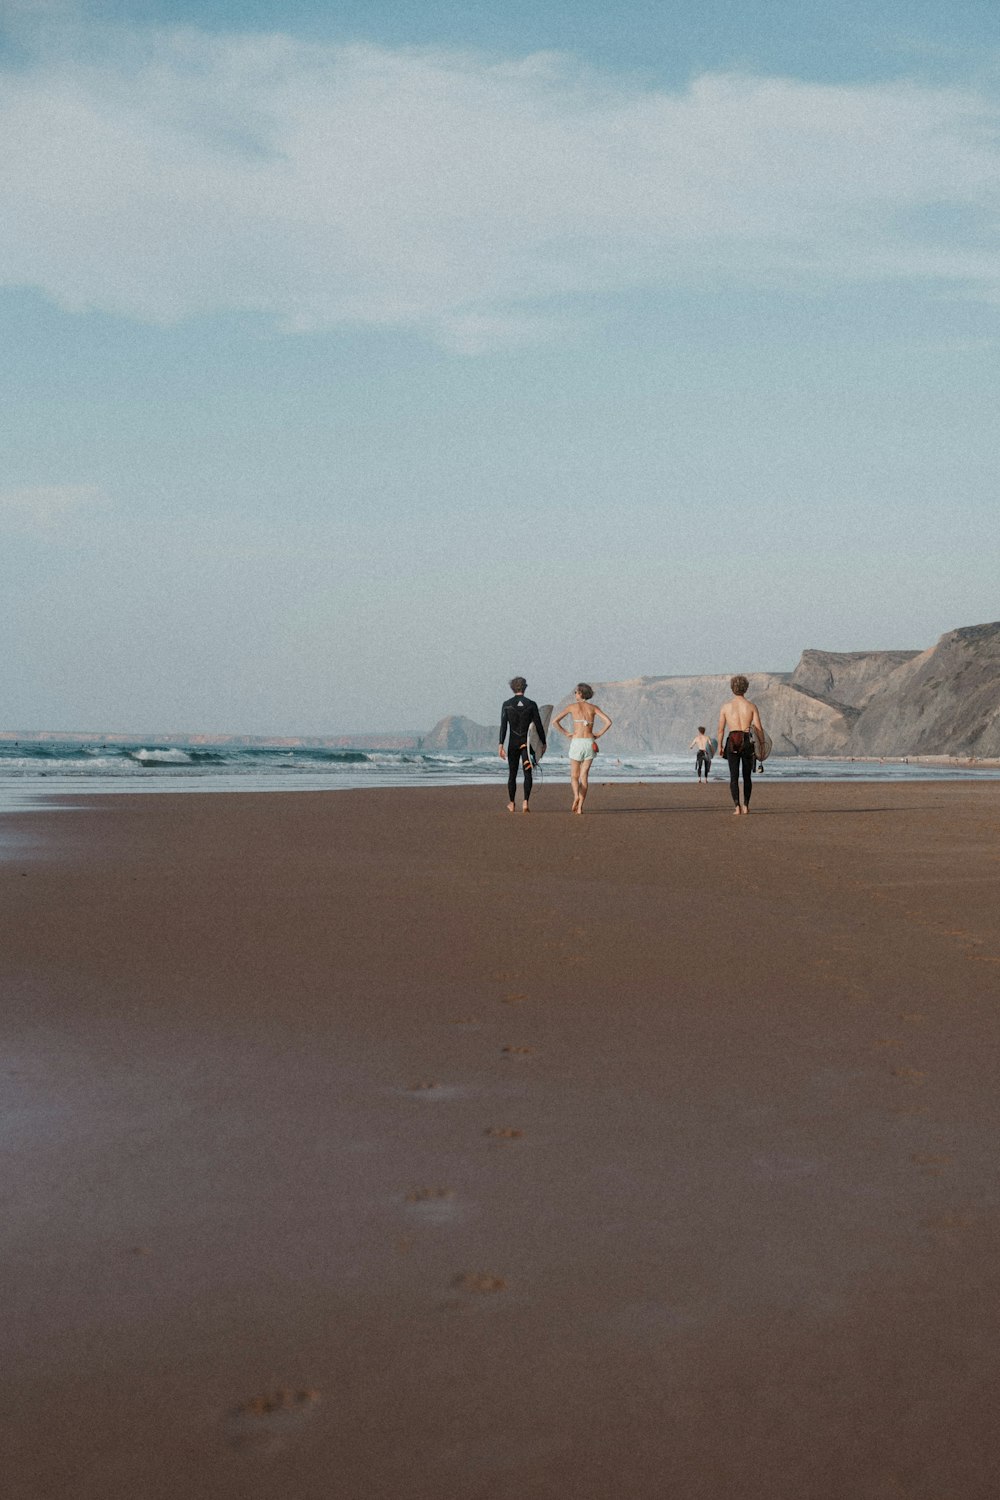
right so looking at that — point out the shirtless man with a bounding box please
[551,683,612,814]
[689,726,712,783]
[717,675,765,816]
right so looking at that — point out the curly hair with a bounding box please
[509,677,527,694]
[576,683,594,700]
[730,674,749,695]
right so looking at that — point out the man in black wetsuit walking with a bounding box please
[499,677,547,813]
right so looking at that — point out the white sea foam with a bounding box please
[131,748,194,764]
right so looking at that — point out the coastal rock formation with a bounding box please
[432,622,1000,758]
[753,683,856,757]
[421,714,498,752]
[790,649,921,710]
[548,674,856,756]
[849,622,1000,757]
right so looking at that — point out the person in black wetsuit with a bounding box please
[499,677,547,813]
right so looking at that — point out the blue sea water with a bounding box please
[0,738,997,817]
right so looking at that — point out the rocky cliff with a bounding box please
[849,623,1000,757]
[421,714,499,752]
[789,650,921,709]
[544,674,860,756]
[423,707,557,753]
[429,621,1000,758]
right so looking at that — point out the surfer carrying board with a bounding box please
[499,677,548,814]
[717,676,766,816]
[551,684,612,815]
[689,726,713,783]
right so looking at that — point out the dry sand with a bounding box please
[2,779,1000,1499]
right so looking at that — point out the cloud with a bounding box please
[1,24,999,346]
[0,484,107,537]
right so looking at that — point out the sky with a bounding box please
[2,0,999,734]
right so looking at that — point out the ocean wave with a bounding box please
[129,748,195,765]
[0,743,95,761]
[268,747,371,764]
[0,755,135,775]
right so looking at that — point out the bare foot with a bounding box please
[732,806,741,816]
[522,802,530,814]
[741,805,750,815]
[507,801,515,813]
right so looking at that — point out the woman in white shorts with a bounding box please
[552,683,613,814]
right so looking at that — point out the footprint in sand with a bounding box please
[405,1081,470,1102]
[752,1153,820,1180]
[911,1152,952,1174]
[452,1272,506,1293]
[501,1044,534,1056]
[890,1066,926,1083]
[225,1389,320,1453]
[405,1187,458,1223]
[503,992,528,1005]
[485,1127,524,1140]
[922,1209,976,1230]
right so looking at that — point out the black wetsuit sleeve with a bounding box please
[499,701,510,747]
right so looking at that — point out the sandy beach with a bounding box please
[3,779,1000,1499]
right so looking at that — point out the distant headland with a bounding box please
[4,620,999,760]
[423,620,1000,759]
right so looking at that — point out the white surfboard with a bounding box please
[752,727,773,762]
[528,704,553,765]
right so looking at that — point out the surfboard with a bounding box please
[752,727,773,762]
[708,736,718,759]
[528,704,553,766]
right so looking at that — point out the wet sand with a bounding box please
[3,779,1000,1500]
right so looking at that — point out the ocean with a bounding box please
[0,737,997,813]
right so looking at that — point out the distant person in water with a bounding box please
[499,677,547,813]
[689,726,713,783]
[551,684,612,814]
[717,676,766,816]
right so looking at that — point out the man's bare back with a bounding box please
[717,694,762,739]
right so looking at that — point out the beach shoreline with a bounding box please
[1,747,999,822]
[4,781,1000,1498]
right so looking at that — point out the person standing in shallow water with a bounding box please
[551,683,612,814]
[717,676,766,816]
[499,677,547,813]
[689,726,712,783]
